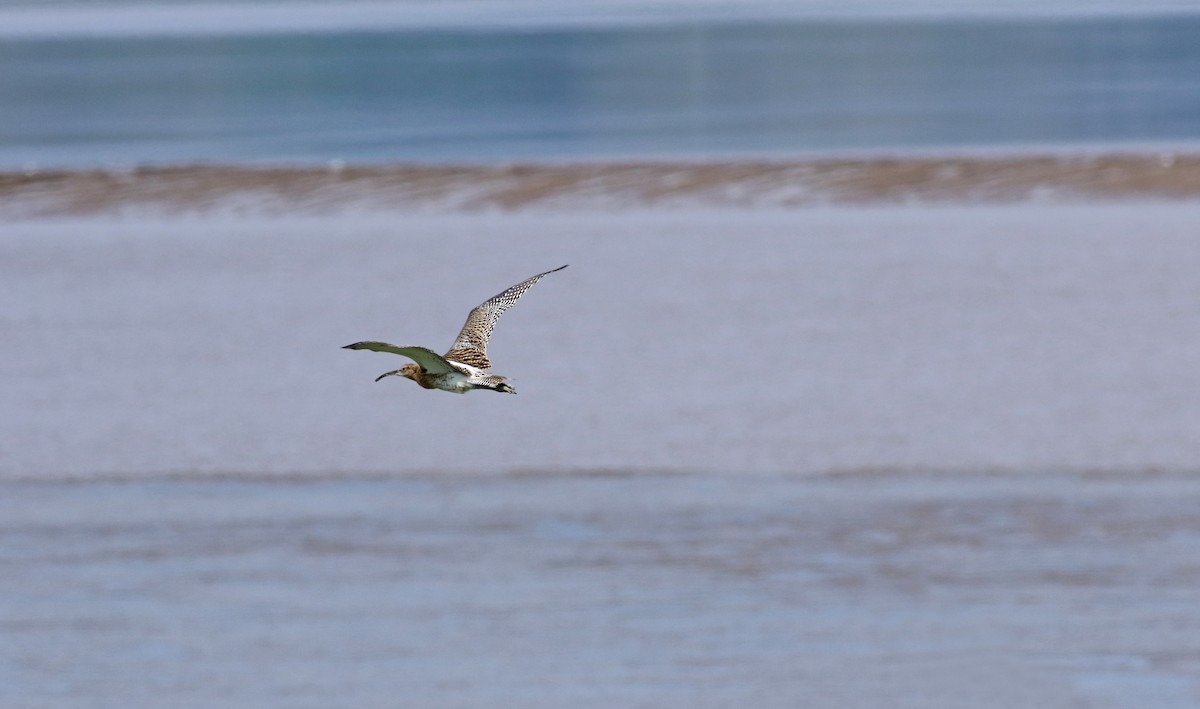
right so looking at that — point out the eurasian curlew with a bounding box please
[343,265,567,394]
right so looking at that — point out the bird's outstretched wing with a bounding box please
[443,265,567,369]
[342,342,458,374]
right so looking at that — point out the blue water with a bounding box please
[2,13,1200,167]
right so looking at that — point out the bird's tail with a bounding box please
[475,375,516,394]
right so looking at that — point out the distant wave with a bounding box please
[2,152,1198,217]
[3,0,1200,39]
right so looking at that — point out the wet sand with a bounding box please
[3,469,1198,708]
[5,152,1200,216]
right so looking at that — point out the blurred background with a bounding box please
[4,3,1200,708]
[3,0,1200,167]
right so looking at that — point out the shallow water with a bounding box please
[3,469,1199,708]
[4,12,1200,167]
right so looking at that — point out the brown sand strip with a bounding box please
[3,152,1200,216]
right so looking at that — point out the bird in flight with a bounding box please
[343,265,567,394]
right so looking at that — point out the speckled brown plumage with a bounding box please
[443,264,568,369]
[343,265,567,394]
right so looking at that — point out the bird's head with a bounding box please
[375,363,422,383]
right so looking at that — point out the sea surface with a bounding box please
[3,3,1200,167]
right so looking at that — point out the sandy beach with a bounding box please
[6,153,1200,217]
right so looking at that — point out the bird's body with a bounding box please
[344,265,567,394]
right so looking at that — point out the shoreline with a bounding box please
[4,151,1200,216]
